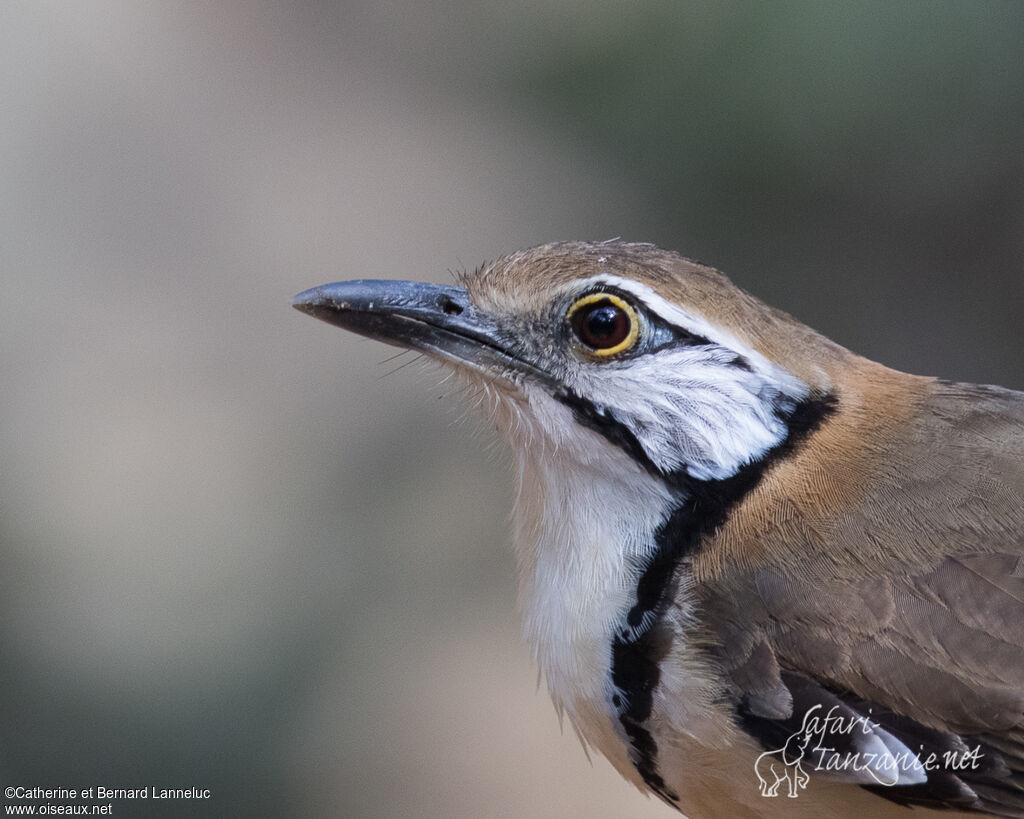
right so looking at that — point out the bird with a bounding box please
[293,241,1024,818]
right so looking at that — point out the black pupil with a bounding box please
[573,301,630,349]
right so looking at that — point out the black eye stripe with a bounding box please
[564,285,749,366]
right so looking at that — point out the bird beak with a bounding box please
[293,279,545,381]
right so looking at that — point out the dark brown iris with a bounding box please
[571,299,631,350]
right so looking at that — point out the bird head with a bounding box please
[293,240,834,484]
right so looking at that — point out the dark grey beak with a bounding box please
[293,279,542,379]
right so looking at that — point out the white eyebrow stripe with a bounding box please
[571,275,787,381]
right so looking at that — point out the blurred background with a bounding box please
[2,2,1021,817]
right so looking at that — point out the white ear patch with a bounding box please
[560,276,809,481]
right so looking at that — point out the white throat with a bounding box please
[503,386,677,709]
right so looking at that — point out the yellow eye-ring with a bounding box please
[566,292,640,356]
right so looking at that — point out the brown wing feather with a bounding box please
[696,377,1024,814]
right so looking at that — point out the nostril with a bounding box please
[440,296,464,316]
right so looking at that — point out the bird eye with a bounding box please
[567,293,640,356]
